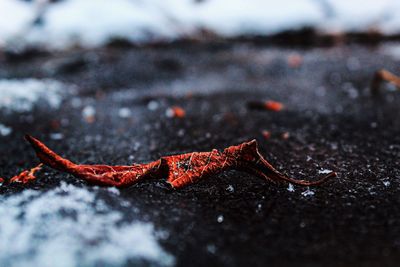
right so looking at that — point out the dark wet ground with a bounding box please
[1,41,400,267]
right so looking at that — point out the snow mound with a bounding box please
[0,182,174,267]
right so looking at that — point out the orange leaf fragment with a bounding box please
[264,101,284,111]
[9,163,43,184]
[247,100,284,112]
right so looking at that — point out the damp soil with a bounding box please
[1,41,400,267]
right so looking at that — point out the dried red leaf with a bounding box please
[9,163,43,184]
[0,177,4,185]
[26,135,336,189]
[25,135,163,187]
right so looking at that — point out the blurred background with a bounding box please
[1,1,400,267]
[2,0,400,50]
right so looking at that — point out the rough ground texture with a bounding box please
[0,41,400,266]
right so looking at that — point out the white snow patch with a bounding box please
[0,79,64,112]
[217,215,224,223]
[0,124,12,136]
[0,0,35,47]
[0,182,174,267]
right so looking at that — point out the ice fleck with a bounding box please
[330,143,338,150]
[226,185,234,193]
[165,108,174,118]
[147,101,159,111]
[82,105,96,117]
[206,244,217,254]
[107,187,120,195]
[382,178,391,187]
[82,105,96,123]
[118,107,132,118]
[0,124,12,136]
[217,215,224,223]
[318,169,332,174]
[256,203,262,212]
[306,155,312,162]
[132,142,141,151]
[50,133,64,140]
[177,129,185,137]
[301,188,315,197]
[287,183,295,192]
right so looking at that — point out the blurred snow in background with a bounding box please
[1,0,400,50]
[0,79,65,112]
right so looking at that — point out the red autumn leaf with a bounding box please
[25,135,336,189]
[25,135,163,187]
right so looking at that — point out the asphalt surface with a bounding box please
[1,41,400,267]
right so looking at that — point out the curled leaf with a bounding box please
[26,135,336,189]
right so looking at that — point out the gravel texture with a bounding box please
[0,41,400,266]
